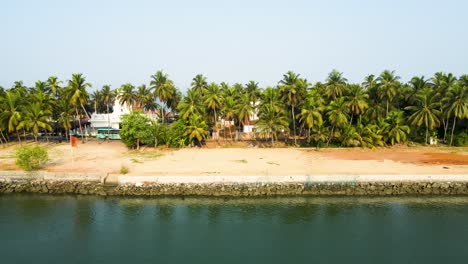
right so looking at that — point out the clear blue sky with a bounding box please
[1,0,467,91]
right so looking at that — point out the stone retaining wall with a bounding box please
[1,179,468,196]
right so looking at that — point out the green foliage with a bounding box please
[15,145,49,171]
[120,112,155,149]
[155,120,189,148]
[120,165,129,174]
[454,132,468,146]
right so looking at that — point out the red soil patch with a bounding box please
[318,148,468,165]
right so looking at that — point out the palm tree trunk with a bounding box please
[80,103,89,119]
[0,131,7,143]
[230,120,234,141]
[291,105,296,145]
[161,107,165,124]
[76,107,84,142]
[137,138,140,150]
[425,127,428,145]
[223,120,226,144]
[16,129,21,143]
[450,116,457,146]
[443,118,449,143]
[327,125,335,146]
[386,99,389,117]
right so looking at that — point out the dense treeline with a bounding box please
[0,70,467,147]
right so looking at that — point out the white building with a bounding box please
[90,100,131,129]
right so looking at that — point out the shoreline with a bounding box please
[1,171,467,197]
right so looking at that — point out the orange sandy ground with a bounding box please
[0,140,467,176]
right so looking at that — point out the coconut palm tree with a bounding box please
[0,91,23,142]
[279,71,307,145]
[311,125,329,149]
[255,105,289,144]
[298,90,323,143]
[57,99,73,140]
[377,70,400,117]
[384,111,411,145]
[184,114,208,146]
[204,82,223,126]
[135,84,154,111]
[47,75,61,93]
[17,103,52,142]
[90,90,102,114]
[67,73,91,141]
[151,71,176,123]
[260,86,283,114]
[355,122,384,148]
[405,89,441,144]
[222,96,237,141]
[325,69,348,100]
[177,89,205,121]
[442,83,468,146]
[118,83,136,110]
[191,74,208,96]
[245,80,261,106]
[346,84,369,124]
[339,125,360,147]
[236,93,254,137]
[326,97,349,146]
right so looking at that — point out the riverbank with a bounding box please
[1,171,468,196]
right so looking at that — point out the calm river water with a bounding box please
[1,194,468,264]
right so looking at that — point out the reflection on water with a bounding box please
[1,195,468,264]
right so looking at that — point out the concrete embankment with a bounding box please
[1,171,468,196]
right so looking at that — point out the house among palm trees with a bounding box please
[90,99,130,129]
[242,102,259,133]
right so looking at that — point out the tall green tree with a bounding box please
[204,82,223,125]
[177,89,205,121]
[405,89,441,144]
[377,70,400,117]
[442,83,468,146]
[346,84,369,124]
[118,83,136,110]
[151,71,176,123]
[384,111,411,145]
[0,91,22,142]
[255,105,289,144]
[326,97,349,145]
[67,73,91,141]
[279,71,307,144]
[298,90,323,142]
[184,114,208,146]
[325,69,348,100]
[17,103,52,142]
[191,74,208,96]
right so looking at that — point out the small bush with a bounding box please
[454,132,468,146]
[120,165,129,174]
[15,145,49,171]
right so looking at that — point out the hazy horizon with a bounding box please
[2,0,468,91]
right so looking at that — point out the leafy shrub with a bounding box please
[454,132,468,146]
[166,120,189,148]
[119,165,129,174]
[15,145,49,171]
[119,112,155,149]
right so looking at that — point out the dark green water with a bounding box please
[1,195,468,264]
